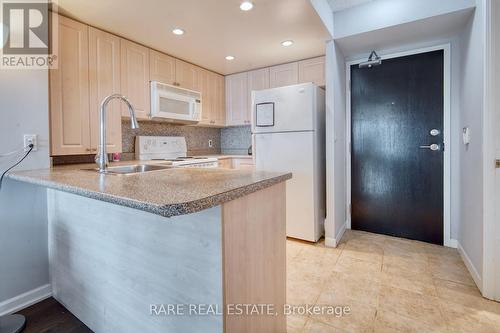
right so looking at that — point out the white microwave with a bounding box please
[150,81,202,124]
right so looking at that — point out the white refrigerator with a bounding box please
[252,83,325,242]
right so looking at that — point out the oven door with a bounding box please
[151,86,201,123]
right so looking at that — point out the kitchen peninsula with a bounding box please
[9,165,291,333]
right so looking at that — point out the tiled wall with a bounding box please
[221,126,252,155]
[122,120,221,159]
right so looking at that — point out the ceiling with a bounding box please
[57,0,330,75]
[327,0,374,12]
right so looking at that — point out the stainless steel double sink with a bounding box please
[84,164,172,175]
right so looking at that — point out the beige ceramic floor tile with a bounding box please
[313,299,376,333]
[302,319,351,332]
[381,270,437,296]
[321,271,381,307]
[373,309,450,333]
[287,315,308,333]
[341,241,384,264]
[434,279,500,313]
[427,260,476,286]
[288,230,498,333]
[334,254,382,277]
[378,286,445,327]
[440,300,500,333]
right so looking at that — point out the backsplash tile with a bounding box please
[221,126,252,155]
[122,120,221,158]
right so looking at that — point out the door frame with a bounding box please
[345,44,453,247]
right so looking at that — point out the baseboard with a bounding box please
[325,220,347,248]
[457,242,483,292]
[447,238,458,248]
[0,284,52,316]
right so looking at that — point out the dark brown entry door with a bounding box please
[350,50,444,245]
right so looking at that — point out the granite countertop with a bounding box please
[8,163,291,217]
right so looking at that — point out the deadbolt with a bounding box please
[430,129,440,136]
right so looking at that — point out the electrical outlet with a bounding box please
[208,139,213,148]
[24,134,38,151]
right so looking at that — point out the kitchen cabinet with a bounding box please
[214,74,226,126]
[50,16,90,155]
[199,70,225,127]
[217,158,232,169]
[298,56,326,87]
[269,62,298,88]
[225,72,249,126]
[120,39,150,119]
[232,158,255,170]
[247,68,269,122]
[149,49,176,85]
[175,59,200,91]
[89,27,122,153]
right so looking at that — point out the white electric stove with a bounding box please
[135,136,218,168]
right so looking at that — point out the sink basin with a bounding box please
[84,164,173,175]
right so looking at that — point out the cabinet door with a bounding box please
[214,73,226,126]
[298,56,325,86]
[232,158,255,170]
[199,69,212,126]
[89,27,122,153]
[175,59,199,91]
[150,49,176,85]
[120,39,150,119]
[269,62,298,88]
[225,72,248,126]
[50,16,90,155]
[218,158,232,169]
[247,68,269,124]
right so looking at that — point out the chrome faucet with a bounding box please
[96,94,139,173]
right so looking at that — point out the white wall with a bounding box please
[333,0,476,39]
[0,69,50,308]
[325,40,347,246]
[457,0,487,284]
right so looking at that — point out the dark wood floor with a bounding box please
[16,297,92,333]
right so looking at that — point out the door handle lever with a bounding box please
[419,144,441,151]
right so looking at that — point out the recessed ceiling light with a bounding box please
[225,56,235,61]
[240,1,254,11]
[281,40,294,47]
[172,28,185,35]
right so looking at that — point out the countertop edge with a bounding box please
[8,172,292,218]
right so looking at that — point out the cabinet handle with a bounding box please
[85,148,91,152]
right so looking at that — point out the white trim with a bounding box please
[325,220,347,248]
[0,284,52,316]
[482,0,499,301]
[448,238,458,249]
[345,44,453,247]
[457,242,483,292]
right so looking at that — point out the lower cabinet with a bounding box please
[232,158,255,170]
[217,157,255,170]
[217,158,233,169]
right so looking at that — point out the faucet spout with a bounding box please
[96,94,139,173]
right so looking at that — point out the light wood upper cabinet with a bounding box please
[214,74,226,126]
[298,56,325,87]
[247,68,270,123]
[120,39,150,119]
[199,69,212,125]
[50,16,90,155]
[150,49,176,85]
[89,27,122,153]
[269,62,299,88]
[199,70,225,127]
[225,72,248,126]
[175,59,199,91]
